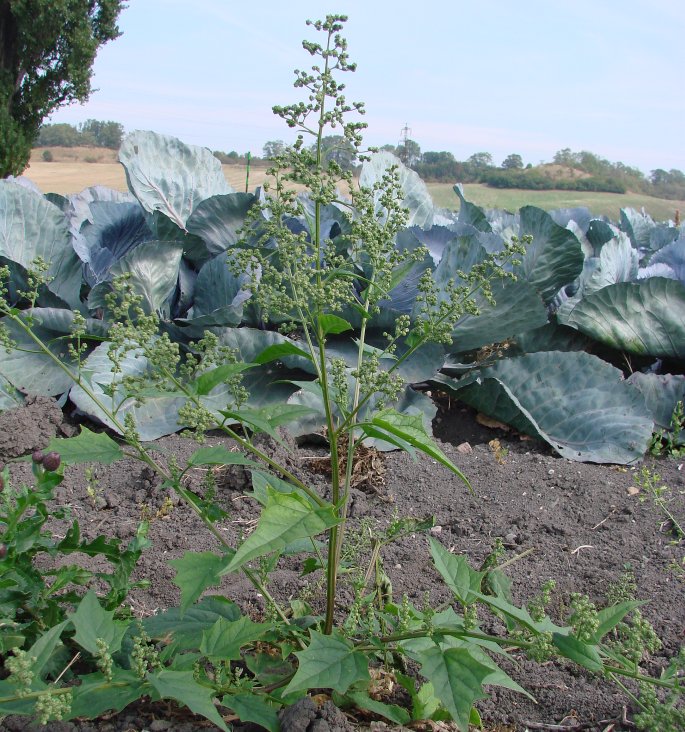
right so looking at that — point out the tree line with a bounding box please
[259,137,685,201]
[28,119,685,202]
[36,120,124,149]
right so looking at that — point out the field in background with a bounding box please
[23,148,684,221]
[428,183,684,222]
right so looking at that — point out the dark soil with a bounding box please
[1,396,684,732]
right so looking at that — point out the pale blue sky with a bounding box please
[49,0,685,173]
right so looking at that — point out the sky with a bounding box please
[48,0,685,174]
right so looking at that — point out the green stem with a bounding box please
[602,663,680,690]
[0,685,87,704]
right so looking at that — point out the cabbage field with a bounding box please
[1,130,683,466]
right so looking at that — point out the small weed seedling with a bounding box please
[635,467,685,580]
[649,400,685,458]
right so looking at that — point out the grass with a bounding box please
[428,182,684,222]
[22,148,684,222]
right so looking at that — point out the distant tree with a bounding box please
[667,169,685,185]
[414,151,460,182]
[79,119,124,148]
[397,139,421,167]
[36,123,82,147]
[378,143,397,153]
[501,153,524,169]
[0,0,125,177]
[467,152,493,168]
[263,139,287,159]
[421,150,455,165]
[315,135,357,171]
[553,148,578,167]
[650,169,670,186]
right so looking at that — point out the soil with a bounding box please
[1,395,684,732]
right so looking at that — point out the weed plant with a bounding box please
[649,400,685,458]
[0,14,683,731]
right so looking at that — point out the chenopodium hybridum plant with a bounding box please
[1,14,681,732]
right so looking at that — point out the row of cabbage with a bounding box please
[0,131,683,464]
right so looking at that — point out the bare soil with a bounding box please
[1,396,684,732]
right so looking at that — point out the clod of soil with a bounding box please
[0,395,63,463]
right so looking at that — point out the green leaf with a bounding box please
[186,192,257,259]
[224,488,339,573]
[558,278,685,359]
[453,186,491,232]
[552,633,603,672]
[193,362,258,396]
[450,280,548,353]
[400,669,493,724]
[0,182,83,308]
[199,616,270,661]
[69,591,127,655]
[406,678,442,721]
[0,679,47,715]
[227,693,280,732]
[70,669,145,718]
[254,341,312,365]
[144,596,242,651]
[219,404,316,446]
[592,601,645,642]
[90,240,183,315]
[370,409,470,487]
[69,342,187,441]
[428,538,484,605]
[187,446,261,468]
[25,620,70,677]
[284,630,369,695]
[340,690,411,725]
[417,644,491,732]
[119,130,232,229]
[245,653,295,685]
[147,670,228,731]
[250,470,314,506]
[47,426,123,465]
[472,591,569,635]
[0,311,78,396]
[319,314,353,336]
[434,351,653,465]
[517,205,585,302]
[169,551,234,615]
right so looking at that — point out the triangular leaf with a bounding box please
[285,630,370,695]
[200,616,270,661]
[224,489,339,573]
[147,670,228,731]
[69,591,127,655]
[47,426,123,465]
[552,633,603,672]
[370,409,470,487]
[144,596,242,651]
[192,362,258,396]
[417,644,491,732]
[319,314,353,336]
[428,538,484,605]
[170,551,234,615]
[227,693,280,732]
